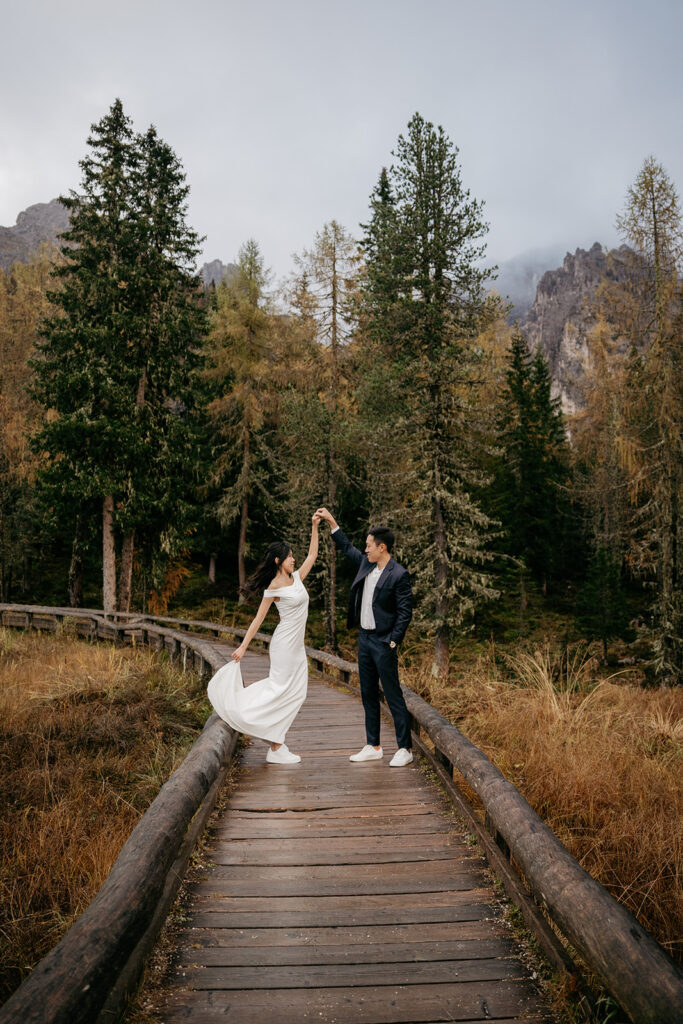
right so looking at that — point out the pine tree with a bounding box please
[493,332,569,604]
[614,158,682,682]
[205,241,282,601]
[284,221,360,649]
[31,100,207,614]
[115,124,207,611]
[577,544,631,661]
[360,113,499,676]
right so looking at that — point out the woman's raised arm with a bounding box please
[298,514,320,582]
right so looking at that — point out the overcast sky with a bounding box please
[2,0,682,281]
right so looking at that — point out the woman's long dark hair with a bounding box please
[241,541,292,598]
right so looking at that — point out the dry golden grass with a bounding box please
[0,627,210,1002]
[406,640,683,964]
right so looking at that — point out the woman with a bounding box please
[207,514,320,763]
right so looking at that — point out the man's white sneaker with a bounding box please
[266,744,301,764]
[389,748,413,767]
[349,744,383,762]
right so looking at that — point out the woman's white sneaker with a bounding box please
[389,748,413,767]
[349,745,383,762]
[266,744,301,764]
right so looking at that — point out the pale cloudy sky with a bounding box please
[2,0,681,280]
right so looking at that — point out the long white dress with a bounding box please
[207,570,309,744]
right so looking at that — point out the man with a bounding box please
[316,508,414,766]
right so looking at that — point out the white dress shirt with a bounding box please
[360,564,382,629]
[332,526,381,630]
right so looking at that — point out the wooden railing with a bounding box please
[0,604,681,1024]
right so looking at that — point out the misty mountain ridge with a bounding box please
[1,200,633,418]
[0,199,236,286]
[490,243,568,323]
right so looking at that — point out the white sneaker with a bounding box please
[349,744,383,762]
[266,744,301,764]
[389,748,413,767]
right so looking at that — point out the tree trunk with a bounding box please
[68,519,84,608]
[326,476,338,652]
[102,495,117,617]
[22,553,31,595]
[119,530,135,613]
[237,426,250,605]
[115,368,145,615]
[328,545,338,652]
[519,566,528,634]
[432,487,449,678]
[433,628,449,679]
[208,553,217,584]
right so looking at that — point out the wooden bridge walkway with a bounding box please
[154,644,552,1024]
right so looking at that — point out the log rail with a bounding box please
[0,603,681,1024]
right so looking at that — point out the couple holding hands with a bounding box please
[207,508,414,768]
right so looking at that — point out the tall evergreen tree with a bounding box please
[493,332,569,607]
[577,544,631,661]
[284,221,360,649]
[614,158,682,682]
[360,113,498,676]
[205,241,282,601]
[31,100,207,614]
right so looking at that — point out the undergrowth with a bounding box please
[0,627,210,1002]
[407,638,682,965]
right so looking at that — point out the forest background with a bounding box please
[1,100,680,686]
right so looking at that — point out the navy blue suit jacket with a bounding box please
[332,528,413,644]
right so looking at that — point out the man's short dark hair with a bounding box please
[368,525,394,553]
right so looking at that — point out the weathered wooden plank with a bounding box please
[186,890,495,913]
[181,921,510,947]
[232,782,434,798]
[31,614,59,630]
[159,980,549,1024]
[211,831,460,851]
[207,858,484,881]
[210,842,468,866]
[170,957,526,990]
[188,873,487,898]
[186,905,495,930]
[1,609,30,627]
[214,815,451,839]
[176,938,517,968]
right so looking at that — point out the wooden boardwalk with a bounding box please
[156,647,553,1023]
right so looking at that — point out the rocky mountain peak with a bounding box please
[521,242,632,417]
[0,199,70,271]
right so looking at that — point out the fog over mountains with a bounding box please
[492,245,569,324]
[2,200,628,416]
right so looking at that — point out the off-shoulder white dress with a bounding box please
[207,570,309,743]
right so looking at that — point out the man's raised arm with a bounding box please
[316,507,363,568]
